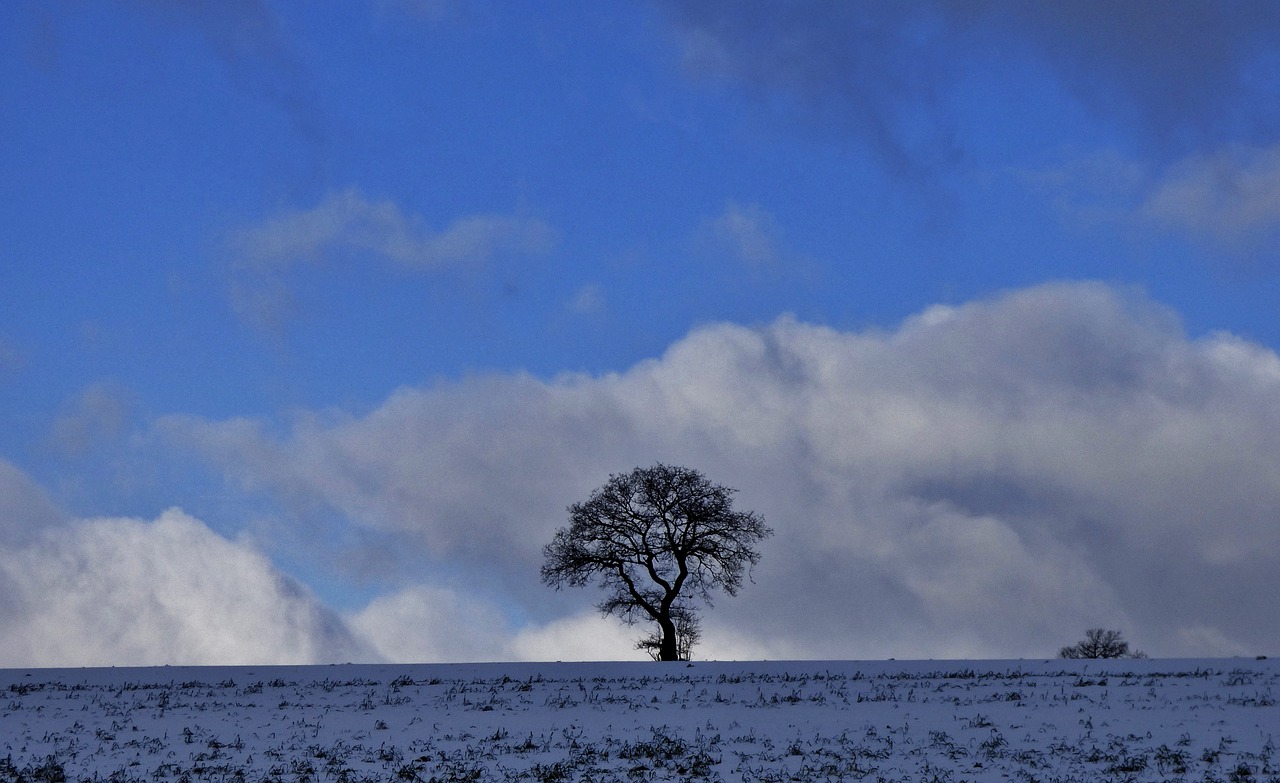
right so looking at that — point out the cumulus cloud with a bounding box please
[653,1,1280,171]
[0,488,372,667]
[229,188,557,331]
[0,454,768,666]
[163,282,1280,660]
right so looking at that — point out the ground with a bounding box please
[1,658,1276,781]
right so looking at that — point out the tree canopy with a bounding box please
[1059,628,1146,659]
[541,463,772,661]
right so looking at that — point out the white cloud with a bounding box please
[0,502,373,667]
[161,282,1280,661]
[350,585,763,663]
[510,612,649,662]
[7,284,1278,665]
[349,585,514,663]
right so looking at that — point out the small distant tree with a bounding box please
[541,463,772,662]
[1059,628,1147,659]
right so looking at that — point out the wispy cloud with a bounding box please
[0,335,23,378]
[1140,144,1280,250]
[1019,142,1280,264]
[48,382,135,458]
[233,189,556,270]
[706,202,784,267]
[229,188,557,332]
[567,283,606,316]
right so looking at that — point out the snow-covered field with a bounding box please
[1,658,1276,782]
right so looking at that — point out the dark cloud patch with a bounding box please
[982,1,1280,153]
[654,1,1280,170]
[136,0,327,146]
[657,1,966,176]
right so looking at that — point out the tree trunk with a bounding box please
[657,615,680,661]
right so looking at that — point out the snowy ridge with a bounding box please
[1,658,1276,781]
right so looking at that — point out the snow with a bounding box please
[1,658,1276,781]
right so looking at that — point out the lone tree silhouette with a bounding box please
[1059,628,1146,659]
[541,463,772,661]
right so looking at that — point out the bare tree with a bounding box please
[1059,628,1147,659]
[636,604,701,662]
[541,463,772,661]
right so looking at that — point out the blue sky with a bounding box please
[3,1,1280,665]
